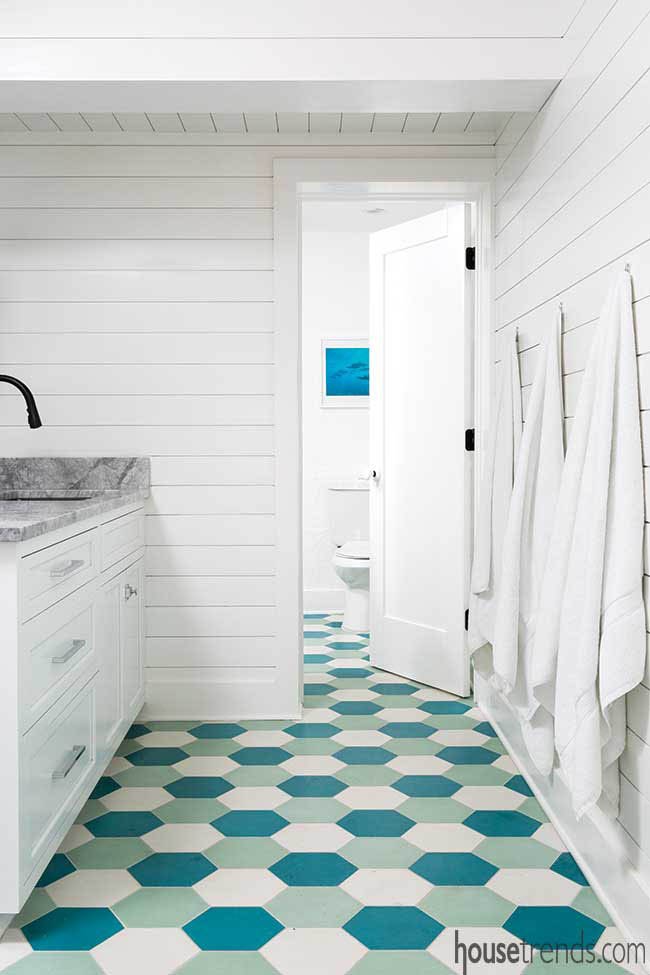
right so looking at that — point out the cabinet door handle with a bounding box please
[50,558,84,579]
[124,583,138,601]
[52,744,86,781]
[52,638,86,665]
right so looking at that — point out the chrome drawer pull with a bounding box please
[52,639,86,665]
[50,558,84,579]
[124,583,138,601]
[52,744,86,781]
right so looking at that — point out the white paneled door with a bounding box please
[369,205,472,697]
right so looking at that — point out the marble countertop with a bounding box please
[0,458,150,542]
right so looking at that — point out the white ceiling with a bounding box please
[302,199,447,233]
[0,111,513,143]
[0,0,584,38]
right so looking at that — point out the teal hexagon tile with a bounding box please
[420,885,515,926]
[0,953,104,973]
[505,774,535,797]
[22,907,122,950]
[344,906,443,950]
[205,838,286,869]
[225,766,289,787]
[37,854,74,887]
[156,799,229,824]
[571,888,612,927]
[128,852,215,887]
[14,890,56,928]
[551,853,588,886]
[342,838,421,868]
[67,837,152,870]
[184,907,282,950]
[445,765,511,787]
[399,798,471,823]
[176,951,280,974]
[504,906,604,949]
[411,852,498,886]
[278,797,348,823]
[113,765,181,788]
[338,810,414,837]
[349,950,452,974]
[213,811,288,837]
[335,765,400,787]
[267,885,361,927]
[86,811,162,837]
[89,777,120,801]
[464,810,540,837]
[113,887,208,927]
[270,852,356,886]
[476,837,558,869]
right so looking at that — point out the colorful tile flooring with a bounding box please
[0,614,636,973]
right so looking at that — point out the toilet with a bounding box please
[328,482,370,632]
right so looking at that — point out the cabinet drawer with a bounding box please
[21,678,95,879]
[21,590,96,731]
[21,531,98,622]
[100,510,144,573]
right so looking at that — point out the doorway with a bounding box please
[273,160,493,717]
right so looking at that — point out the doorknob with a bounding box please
[359,470,378,481]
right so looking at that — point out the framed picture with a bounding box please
[321,339,370,408]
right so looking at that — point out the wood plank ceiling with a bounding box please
[0,111,512,142]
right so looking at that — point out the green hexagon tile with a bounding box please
[0,615,633,974]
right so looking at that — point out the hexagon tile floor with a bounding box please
[0,614,637,974]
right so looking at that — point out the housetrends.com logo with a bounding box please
[454,930,646,973]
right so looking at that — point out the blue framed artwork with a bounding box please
[321,339,370,408]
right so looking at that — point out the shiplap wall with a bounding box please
[493,0,650,889]
[0,139,492,718]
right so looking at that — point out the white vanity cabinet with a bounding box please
[0,501,145,917]
[96,554,145,766]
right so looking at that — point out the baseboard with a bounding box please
[141,669,301,721]
[303,588,345,612]
[475,673,650,967]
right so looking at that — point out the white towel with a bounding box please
[531,272,645,817]
[469,328,522,660]
[492,312,564,723]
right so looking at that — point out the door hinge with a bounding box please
[464,608,469,631]
[465,428,475,452]
[465,246,476,270]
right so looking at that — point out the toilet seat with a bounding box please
[337,541,369,560]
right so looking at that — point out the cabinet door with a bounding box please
[95,574,122,763]
[121,559,144,720]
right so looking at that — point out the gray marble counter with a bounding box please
[0,457,150,542]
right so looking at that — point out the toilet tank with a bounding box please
[328,482,369,548]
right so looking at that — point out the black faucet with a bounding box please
[0,375,42,428]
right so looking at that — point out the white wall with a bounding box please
[0,139,492,718]
[301,230,370,610]
[490,0,650,923]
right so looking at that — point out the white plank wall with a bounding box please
[493,0,650,893]
[0,140,492,718]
